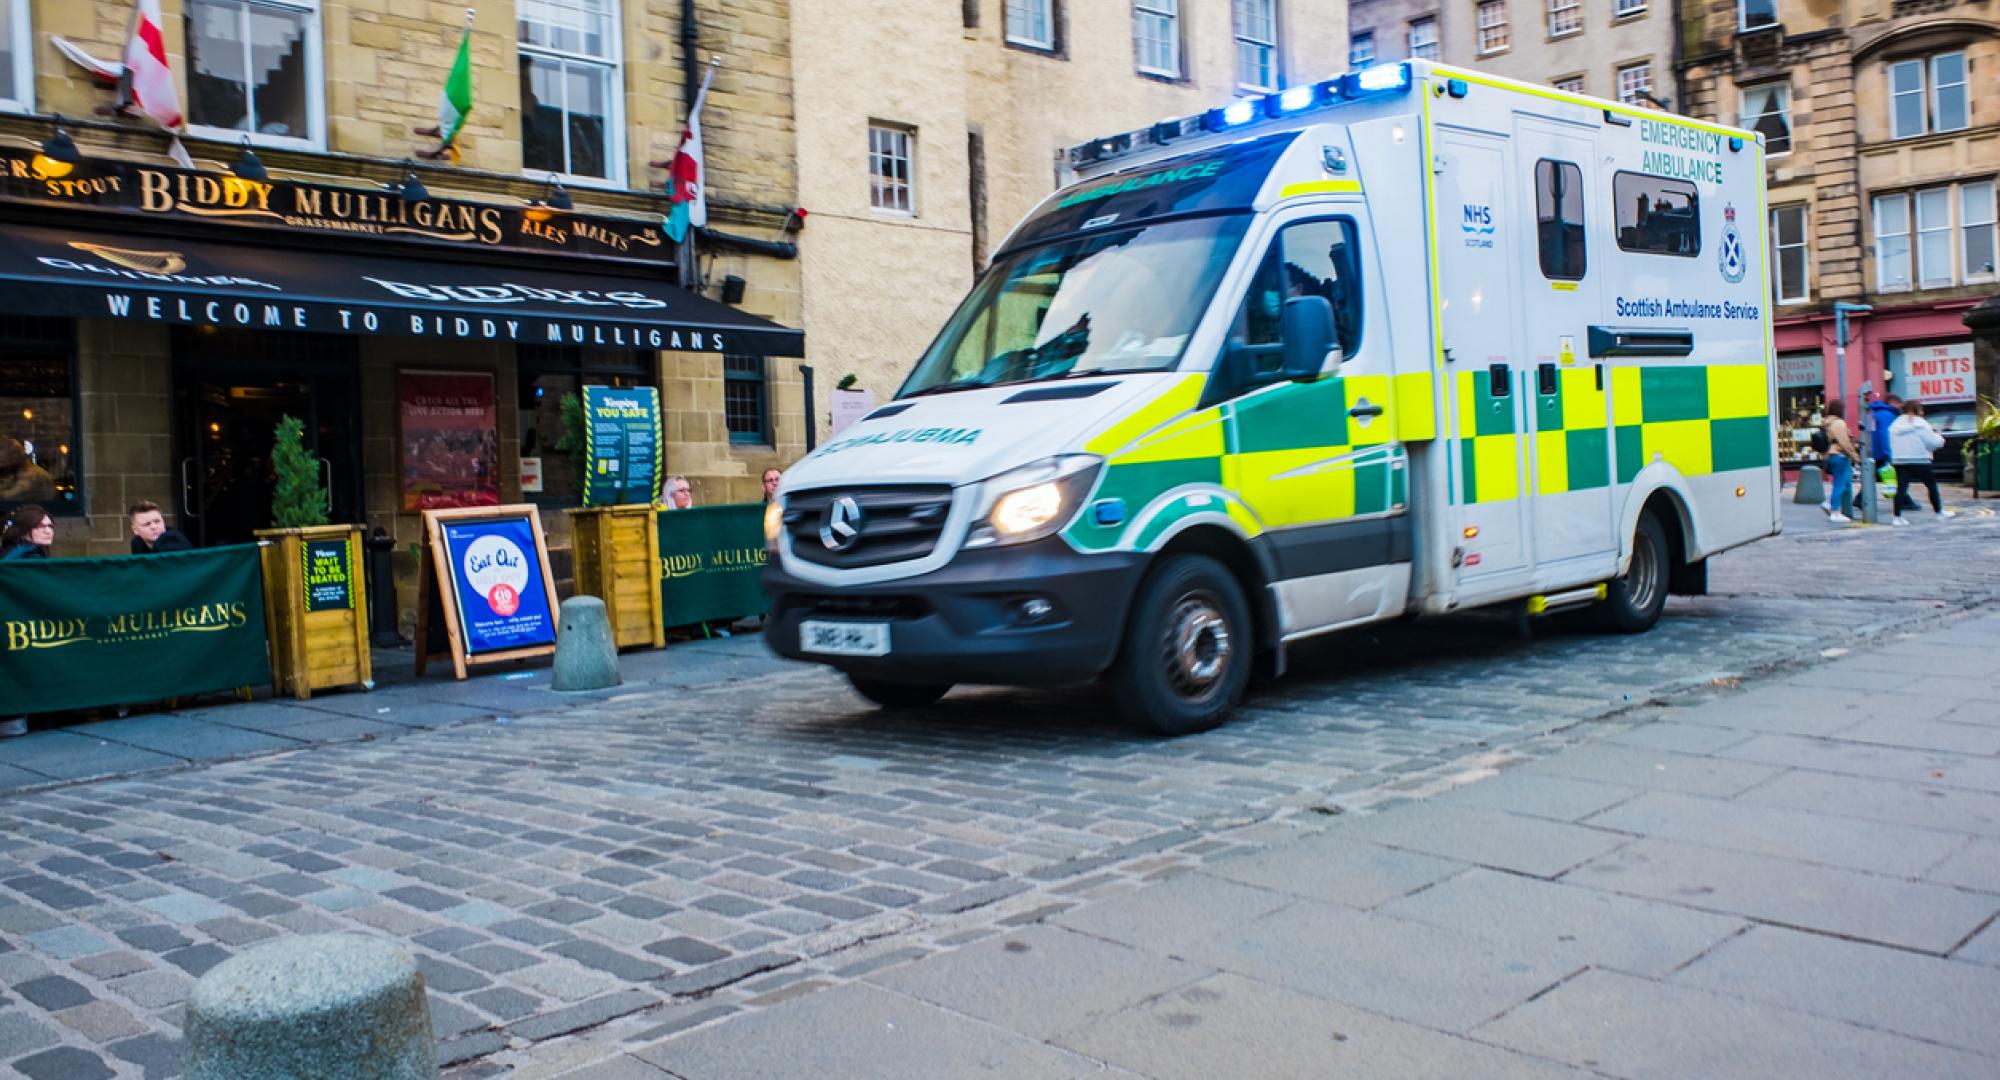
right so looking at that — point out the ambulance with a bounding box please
[763,60,1781,733]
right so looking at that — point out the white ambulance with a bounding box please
[764,60,1781,733]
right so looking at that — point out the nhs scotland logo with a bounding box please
[1461,204,1495,249]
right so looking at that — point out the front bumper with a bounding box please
[764,537,1146,687]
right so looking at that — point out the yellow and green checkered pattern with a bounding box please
[1456,362,1771,504]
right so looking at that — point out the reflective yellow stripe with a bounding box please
[1641,418,1713,476]
[1423,88,1445,372]
[1442,67,1754,141]
[1707,363,1768,420]
[1085,374,1204,456]
[1611,367,1644,427]
[1279,179,1363,198]
[1394,371,1437,442]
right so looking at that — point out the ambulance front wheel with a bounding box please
[1111,554,1252,736]
[1598,511,1669,634]
[847,677,952,709]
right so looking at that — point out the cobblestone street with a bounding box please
[3,499,1999,1079]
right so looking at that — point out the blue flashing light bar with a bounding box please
[1080,62,1416,170]
[1349,62,1412,95]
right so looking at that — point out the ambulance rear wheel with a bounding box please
[1112,554,1251,736]
[1597,511,1669,634]
[847,676,951,709]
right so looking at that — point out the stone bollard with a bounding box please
[553,595,622,691]
[1792,464,1825,505]
[183,934,436,1080]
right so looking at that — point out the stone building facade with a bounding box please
[1680,0,1999,467]
[1437,0,1676,105]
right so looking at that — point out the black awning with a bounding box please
[0,223,804,356]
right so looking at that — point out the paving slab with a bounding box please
[1924,838,2000,894]
[1692,684,1959,726]
[1056,972,1587,1080]
[634,982,1099,1080]
[1520,742,1784,798]
[0,732,186,781]
[1174,898,1569,1032]
[1428,771,1643,822]
[1675,925,2000,1057]
[1200,832,1462,909]
[1583,790,1969,877]
[1564,837,2000,953]
[1715,734,2000,794]
[867,925,1210,1040]
[1737,769,2000,838]
[1336,802,1631,878]
[1049,871,1292,949]
[1477,967,1996,1080]
[1377,866,1745,977]
[89,717,308,761]
[1830,716,2000,756]
[1956,920,2000,968]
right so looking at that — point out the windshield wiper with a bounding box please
[905,379,989,398]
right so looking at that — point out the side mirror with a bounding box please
[1281,296,1338,381]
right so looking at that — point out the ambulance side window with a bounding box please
[1225,218,1361,392]
[1612,172,1701,257]
[1535,159,1587,280]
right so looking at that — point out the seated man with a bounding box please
[128,501,193,554]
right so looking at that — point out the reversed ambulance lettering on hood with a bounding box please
[1055,163,1226,210]
[816,427,983,455]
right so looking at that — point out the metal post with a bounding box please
[800,364,817,452]
[1835,302,1874,521]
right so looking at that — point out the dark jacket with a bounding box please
[1868,400,1899,462]
[131,529,193,555]
[0,543,47,561]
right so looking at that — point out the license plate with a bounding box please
[800,620,891,657]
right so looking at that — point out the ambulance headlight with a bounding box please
[966,455,1103,548]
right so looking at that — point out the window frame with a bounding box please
[1770,204,1809,304]
[1004,0,1056,51]
[1616,61,1653,106]
[515,345,654,509]
[1964,181,1997,284]
[1408,16,1439,60]
[1888,58,1926,139]
[517,0,628,188]
[1873,191,1913,293]
[723,355,772,445]
[1612,170,1702,258]
[1613,0,1646,16]
[1547,0,1580,38]
[1,0,32,113]
[1348,30,1374,67]
[1535,158,1588,281]
[1915,186,1954,289]
[1930,51,1967,134]
[1739,81,1791,157]
[1476,0,1509,56]
[1133,0,1183,79]
[1553,74,1584,94]
[1217,216,1366,404]
[0,317,85,517]
[183,0,327,151]
[869,122,916,216]
[1234,0,1279,92]
[1738,0,1776,31]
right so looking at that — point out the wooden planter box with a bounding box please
[568,505,665,649]
[256,524,373,699]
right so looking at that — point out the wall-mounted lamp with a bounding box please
[33,123,81,179]
[231,138,268,182]
[720,275,747,305]
[397,171,430,202]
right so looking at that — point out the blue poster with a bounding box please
[441,517,556,655]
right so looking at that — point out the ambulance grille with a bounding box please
[784,485,954,569]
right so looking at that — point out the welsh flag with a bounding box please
[663,65,714,243]
[436,17,474,152]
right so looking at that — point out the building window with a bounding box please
[1889,52,1967,139]
[1874,192,1912,291]
[1771,205,1808,303]
[1349,30,1374,67]
[519,0,622,183]
[1739,0,1775,30]
[1408,17,1438,60]
[1134,0,1181,78]
[1476,1,1509,54]
[723,356,770,444]
[1235,0,1277,91]
[1548,0,1580,38]
[1916,186,1953,288]
[1005,0,1054,50]
[1739,83,1791,156]
[185,0,321,147]
[1617,62,1652,106]
[1965,181,1997,282]
[1535,159,1586,280]
[1614,0,1645,15]
[1,0,30,112]
[869,123,914,214]
[0,317,80,516]
[1553,75,1584,94]
[1614,171,1700,256]
[517,346,651,508]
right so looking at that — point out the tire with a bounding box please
[847,676,951,710]
[1596,511,1670,634]
[1110,554,1253,736]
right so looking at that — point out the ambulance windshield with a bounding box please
[899,214,1250,398]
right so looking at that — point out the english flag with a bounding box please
[663,64,715,244]
[122,0,182,131]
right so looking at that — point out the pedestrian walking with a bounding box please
[127,501,193,554]
[1889,400,1955,526]
[1819,400,1860,524]
[1868,394,1900,482]
[0,503,54,560]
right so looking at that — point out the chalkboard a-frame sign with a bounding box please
[415,505,562,680]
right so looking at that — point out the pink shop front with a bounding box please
[1771,299,1986,475]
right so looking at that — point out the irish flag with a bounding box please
[436,15,474,153]
[664,64,715,243]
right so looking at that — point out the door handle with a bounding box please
[180,457,199,518]
[1595,363,1604,392]
[1537,362,1558,397]
[1348,402,1385,418]
[1488,363,1511,398]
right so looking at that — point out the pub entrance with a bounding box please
[171,328,363,547]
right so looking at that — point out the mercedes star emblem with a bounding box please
[820,496,862,552]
